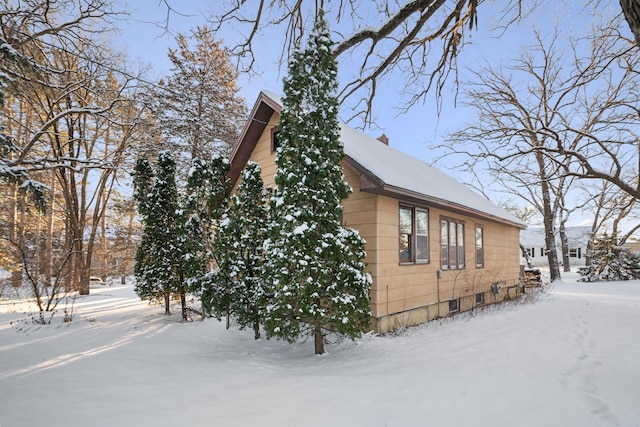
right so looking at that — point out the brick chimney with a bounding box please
[377,133,389,145]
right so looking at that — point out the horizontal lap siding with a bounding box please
[342,164,379,307]
[246,114,279,189]
[373,201,521,320]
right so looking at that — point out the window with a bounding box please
[569,248,582,258]
[441,218,464,269]
[475,292,485,305]
[271,128,281,153]
[399,206,429,263]
[449,298,460,313]
[475,225,484,268]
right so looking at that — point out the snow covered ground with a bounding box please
[1,271,639,427]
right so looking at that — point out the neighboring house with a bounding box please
[520,226,592,268]
[230,91,526,334]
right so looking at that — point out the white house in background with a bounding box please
[520,226,592,268]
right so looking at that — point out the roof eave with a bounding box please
[345,156,526,229]
[229,92,282,185]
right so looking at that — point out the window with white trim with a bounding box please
[399,206,429,263]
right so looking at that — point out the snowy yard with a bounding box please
[1,272,639,427]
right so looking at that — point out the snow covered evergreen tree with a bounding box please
[206,162,269,339]
[182,156,232,316]
[133,152,181,314]
[262,11,372,354]
[579,233,640,281]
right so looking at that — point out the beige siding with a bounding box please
[247,114,279,189]
[369,201,522,333]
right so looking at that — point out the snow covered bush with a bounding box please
[579,233,640,281]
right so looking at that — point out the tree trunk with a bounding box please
[253,318,261,340]
[101,205,108,281]
[559,221,571,272]
[536,151,561,281]
[164,292,171,315]
[121,206,136,285]
[180,290,187,321]
[45,174,56,286]
[314,322,324,355]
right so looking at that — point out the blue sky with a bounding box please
[113,0,623,227]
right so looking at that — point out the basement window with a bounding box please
[475,292,485,305]
[449,298,460,313]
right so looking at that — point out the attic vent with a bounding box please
[377,133,389,145]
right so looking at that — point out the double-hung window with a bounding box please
[441,218,465,269]
[399,206,429,263]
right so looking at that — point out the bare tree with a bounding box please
[436,18,639,280]
[209,0,529,124]
[203,0,640,125]
[1,0,147,295]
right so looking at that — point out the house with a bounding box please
[520,226,591,268]
[230,91,526,334]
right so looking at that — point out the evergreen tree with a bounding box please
[182,155,232,317]
[133,152,181,314]
[579,233,640,281]
[262,11,372,354]
[150,26,247,179]
[207,162,269,339]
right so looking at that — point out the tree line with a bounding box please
[0,1,245,316]
[133,13,371,355]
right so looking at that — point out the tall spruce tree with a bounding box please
[263,11,372,354]
[207,162,269,339]
[150,26,247,179]
[182,156,232,316]
[133,152,181,314]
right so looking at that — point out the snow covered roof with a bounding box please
[230,91,525,229]
[520,226,592,246]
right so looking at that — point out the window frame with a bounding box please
[475,292,485,305]
[449,298,460,313]
[399,205,430,264]
[271,127,281,153]
[441,217,465,270]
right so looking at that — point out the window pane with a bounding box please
[416,210,428,261]
[399,207,412,262]
[400,234,411,261]
[400,207,412,233]
[476,226,484,267]
[417,236,428,260]
[441,220,449,268]
[449,222,457,267]
[457,223,465,268]
[416,210,428,234]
